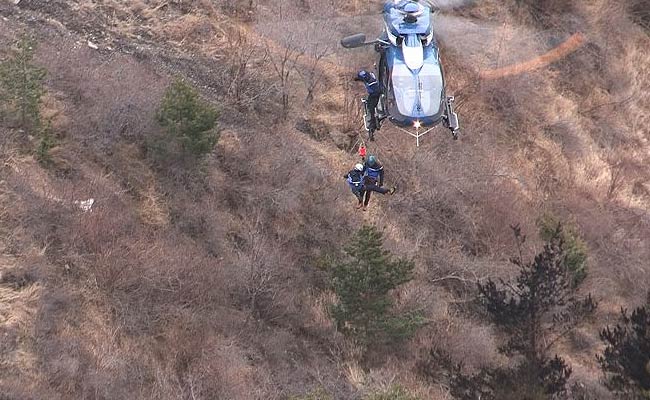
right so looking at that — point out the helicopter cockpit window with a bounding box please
[391,61,443,118]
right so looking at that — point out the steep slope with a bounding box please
[0,0,649,399]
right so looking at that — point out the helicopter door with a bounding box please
[402,34,424,71]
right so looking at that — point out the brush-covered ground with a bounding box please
[0,0,648,398]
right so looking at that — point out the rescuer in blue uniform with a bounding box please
[354,70,383,135]
[361,155,396,210]
[344,163,366,209]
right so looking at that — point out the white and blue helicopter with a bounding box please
[341,0,460,145]
[255,0,578,146]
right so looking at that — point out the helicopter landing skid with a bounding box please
[444,96,460,140]
[361,98,380,141]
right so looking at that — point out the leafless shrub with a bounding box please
[295,44,331,106]
[37,43,167,149]
[480,76,548,141]
[629,0,650,31]
[555,42,606,99]
[159,13,217,45]
[603,153,648,201]
[631,178,650,198]
[264,35,304,116]
[605,157,629,201]
[219,0,256,21]
[511,0,576,27]
[230,210,287,323]
[219,27,275,111]
[341,72,363,133]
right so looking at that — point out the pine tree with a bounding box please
[329,225,423,344]
[478,225,596,365]
[0,34,46,130]
[598,297,650,399]
[423,225,597,399]
[155,79,219,161]
[537,214,588,287]
[35,119,55,166]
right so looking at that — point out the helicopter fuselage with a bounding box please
[378,2,447,128]
[340,0,460,140]
[378,40,447,128]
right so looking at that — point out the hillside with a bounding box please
[0,0,649,399]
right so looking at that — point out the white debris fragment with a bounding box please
[74,199,95,212]
[87,40,99,50]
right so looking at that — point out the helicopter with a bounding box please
[253,0,585,147]
[341,0,460,145]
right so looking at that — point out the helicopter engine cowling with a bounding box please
[402,34,424,71]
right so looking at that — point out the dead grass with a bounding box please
[0,0,649,398]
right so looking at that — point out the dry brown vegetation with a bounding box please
[0,0,649,399]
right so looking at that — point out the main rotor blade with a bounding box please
[426,0,477,11]
[432,14,579,71]
[254,14,382,53]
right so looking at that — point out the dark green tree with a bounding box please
[419,347,572,400]
[480,225,596,359]
[329,225,424,344]
[35,119,56,166]
[155,79,219,161]
[537,214,588,287]
[0,34,46,130]
[598,297,650,399]
[421,225,596,399]
[448,356,572,400]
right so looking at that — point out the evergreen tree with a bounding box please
[329,225,423,344]
[422,225,596,399]
[0,34,46,130]
[598,297,650,399]
[155,78,219,161]
[537,214,588,287]
[478,225,596,364]
[35,119,56,166]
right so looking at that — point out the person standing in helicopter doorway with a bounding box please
[361,155,397,211]
[344,163,366,209]
[354,70,383,139]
